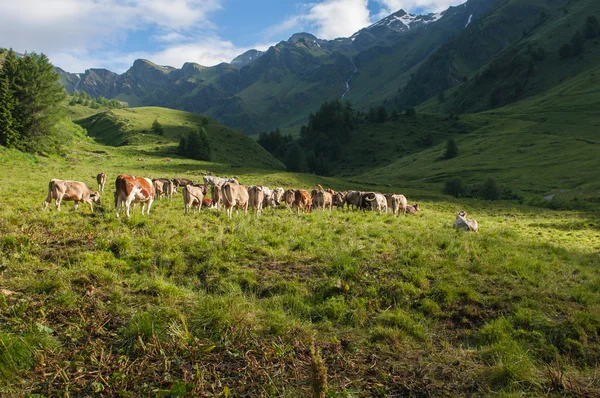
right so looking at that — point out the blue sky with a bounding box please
[0,0,465,73]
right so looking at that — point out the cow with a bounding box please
[384,194,408,216]
[294,189,312,214]
[312,185,332,210]
[331,191,346,209]
[248,185,265,217]
[283,189,296,211]
[261,186,276,208]
[221,181,249,219]
[363,192,387,214]
[163,180,177,201]
[172,178,194,190]
[183,184,205,214]
[114,175,155,218]
[203,176,238,186]
[211,183,222,209]
[152,178,171,200]
[44,179,101,212]
[202,198,213,208]
[406,204,420,214]
[345,190,362,210]
[453,211,478,232]
[273,188,285,206]
[92,173,107,192]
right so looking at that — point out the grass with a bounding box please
[0,129,599,396]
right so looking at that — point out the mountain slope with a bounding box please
[77,107,285,170]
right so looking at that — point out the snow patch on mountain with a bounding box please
[465,14,473,27]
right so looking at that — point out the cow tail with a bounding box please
[222,184,234,207]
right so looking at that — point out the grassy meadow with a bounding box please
[0,130,599,397]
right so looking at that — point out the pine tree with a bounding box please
[151,118,164,135]
[284,142,308,173]
[198,127,211,160]
[0,77,18,147]
[443,138,458,159]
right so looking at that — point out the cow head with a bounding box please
[457,210,467,217]
[91,192,101,205]
[413,204,420,211]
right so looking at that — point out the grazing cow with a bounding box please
[93,173,107,192]
[453,211,478,232]
[345,190,362,210]
[406,204,420,214]
[211,183,222,209]
[363,192,387,214]
[294,189,312,214]
[261,186,275,208]
[312,185,332,210]
[152,178,171,200]
[221,181,249,219]
[114,175,155,218]
[203,176,238,186]
[183,184,205,214]
[384,194,408,216]
[283,189,295,211]
[202,198,213,208]
[44,179,101,212]
[248,186,265,217]
[172,178,194,190]
[332,191,346,209]
[273,188,285,206]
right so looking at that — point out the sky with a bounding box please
[0,0,466,74]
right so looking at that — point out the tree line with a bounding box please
[0,49,66,153]
[68,91,123,109]
[258,99,418,175]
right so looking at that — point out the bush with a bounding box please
[443,138,458,159]
[481,178,501,201]
[443,178,468,197]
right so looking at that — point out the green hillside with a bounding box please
[76,107,285,170]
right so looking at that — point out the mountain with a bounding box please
[55,0,492,134]
[231,49,264,68]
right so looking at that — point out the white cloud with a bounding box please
[303,0,372,39]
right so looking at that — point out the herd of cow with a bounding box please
[42,172,479,231]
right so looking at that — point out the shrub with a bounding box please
[443,178,468,197]
[443,138,458,159]
[480,178,501,201]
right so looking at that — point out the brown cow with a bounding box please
[183,184,204,214]
[384,194,408,216]
[248,185,265,217]
[221,181,249,219]
[406,203,420,214]
[202,198,213,208]
[152,178,170,200]
[114,175,155,218]
[294,189,312,214]
[312,185,332,210]
[211,183,222,210]
[93,173,107,192]
[283,189,295,211]
[331,191,346,209]
[172,178,194,190]
[44,179,101,212]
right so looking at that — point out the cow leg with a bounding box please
[147,198,154,215]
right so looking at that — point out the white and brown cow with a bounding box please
[44,179,101,212]
[384,194,408,216]
[453,211,479,232]
[114,175,155,218]
[221,181,249,219]
[248,185,265,217]
[273,188,285,206]
[183,184,205,214]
